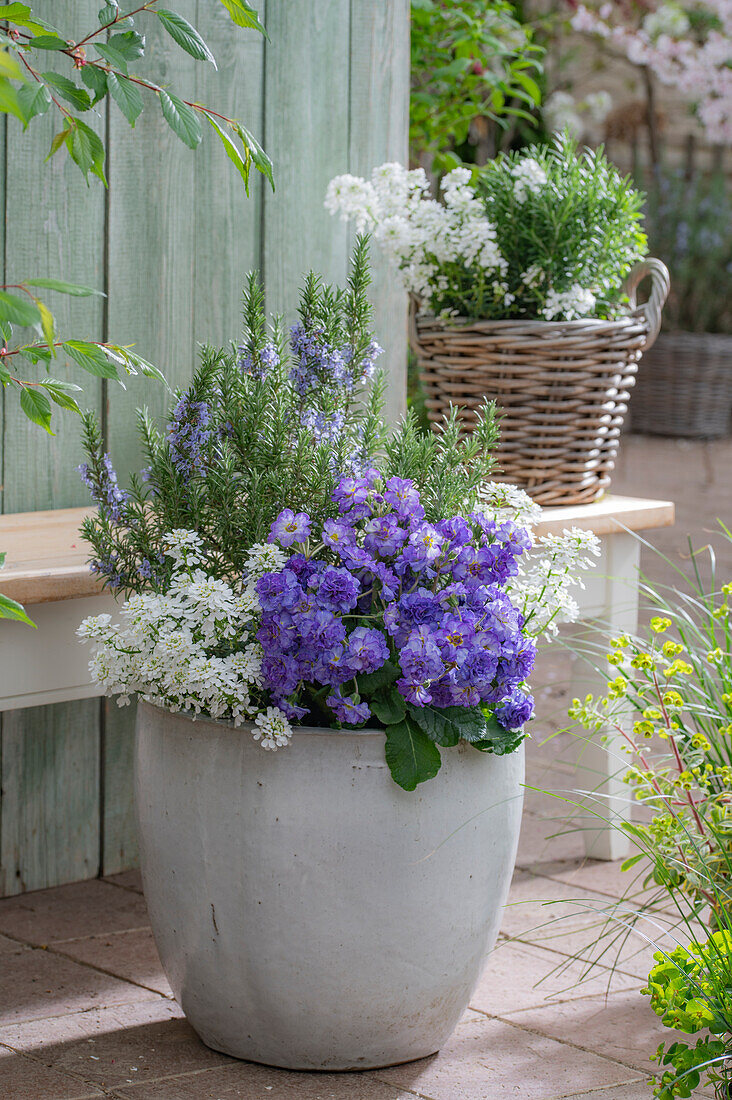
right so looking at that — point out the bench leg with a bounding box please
[570,531,640,861]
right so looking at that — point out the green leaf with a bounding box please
[16,81,51,126]
[472,712,526,756]
[159,88,201,149]
[46,126,66,159]
[513,69,541,105]
[384,718,442,791]
[357,659,399,694]
[42,72,91,111]
[0,74,26,122]
[39,377,82,413]
[620,853,645,872]
[28,33,67,50]
[407,702,486,747]
[0,590,36,626]
[17,342,51,364]
[108,30,145,60]
[234,122,273,191]
[217,0,266,34]
[81,64,107,104]
[370,686,406,726]
[34,297,55,352]
[110,346,166,384]
[94,41,128,72]
[205,112,253,193]
[156,9,216,66]
[0,290,40,327]
[106,70,142,125]
[0,48,23,80]
[0,320,11,344]
[62,339,118,378]
[68,118,106,184]
[0,4,58,34]
[98,2,119,27]
[20,385,53,432]
[26,277,103,297]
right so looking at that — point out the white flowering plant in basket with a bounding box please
[325,134,648,323]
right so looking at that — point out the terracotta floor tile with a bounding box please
[112,1063,418,1098]
[0,1042,105,1098]
[471,940,640,1016]
[0,879,149,945]
[56,927,172,997]
[0,937,160,1027]
[539,858,678,915]
[0,999,232,1089]
[372,1012,642,1099]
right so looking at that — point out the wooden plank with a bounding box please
[0,0,106,898]
[0,496,677,606]
[261,0,350,315]
[193,0,265,350]
[102,700,138,876]
[105,0,199,482]
[0,700,100,896]
[348,0,410,424]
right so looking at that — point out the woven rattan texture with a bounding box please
[414,315,649,505]
[411,260,670,506]
[631,332,732,439]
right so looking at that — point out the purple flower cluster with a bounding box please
[289,321,384,396]
[237,341,280,379]
[167,394,212,482]
[256,474,535,731]
[78,454,128,523]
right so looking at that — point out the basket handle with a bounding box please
[623,257,670,350]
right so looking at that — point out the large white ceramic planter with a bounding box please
[135,699,525,1071]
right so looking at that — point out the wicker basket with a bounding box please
[410,259,670,506]
[630,331,732,439]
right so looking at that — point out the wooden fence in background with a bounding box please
[0,0,409,895]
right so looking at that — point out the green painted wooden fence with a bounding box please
[0,0,409,896]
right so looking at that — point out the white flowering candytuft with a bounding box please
[475,483,601,638]
[542,285,597,321]
[326,137,646,325]
[512,158,548,203]
[77,531,290,750]
[325,162,509,316]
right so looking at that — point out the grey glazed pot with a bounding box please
[135,700,524,1071]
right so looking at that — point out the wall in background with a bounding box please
[0,0,409,895]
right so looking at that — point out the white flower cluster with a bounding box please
[543,89,612,139]
[325,162,509,307]
[77,533,293,751]
[512,158,548,203]
[542,285,597,321]
[475,483,601,638]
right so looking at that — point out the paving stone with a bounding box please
[372,1012,642,1099]
[103,871,144,895]
[0,934,160,1027]
[56,927,172,997]
[555,1084,651,1100]
[504,987,668,1073]
[471,940,640,1016]
[515,811,586,870]
[0,879,150,945]
[0,1042,105,1098]
[0,999,232,1089]
[501,874,677,979]
[538,858,677,915]
[111,1062,419,1098]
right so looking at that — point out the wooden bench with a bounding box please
[0,497,675,859]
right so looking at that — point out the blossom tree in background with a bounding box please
[568,1,732,146]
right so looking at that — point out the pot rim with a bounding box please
[137,697,387,739]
